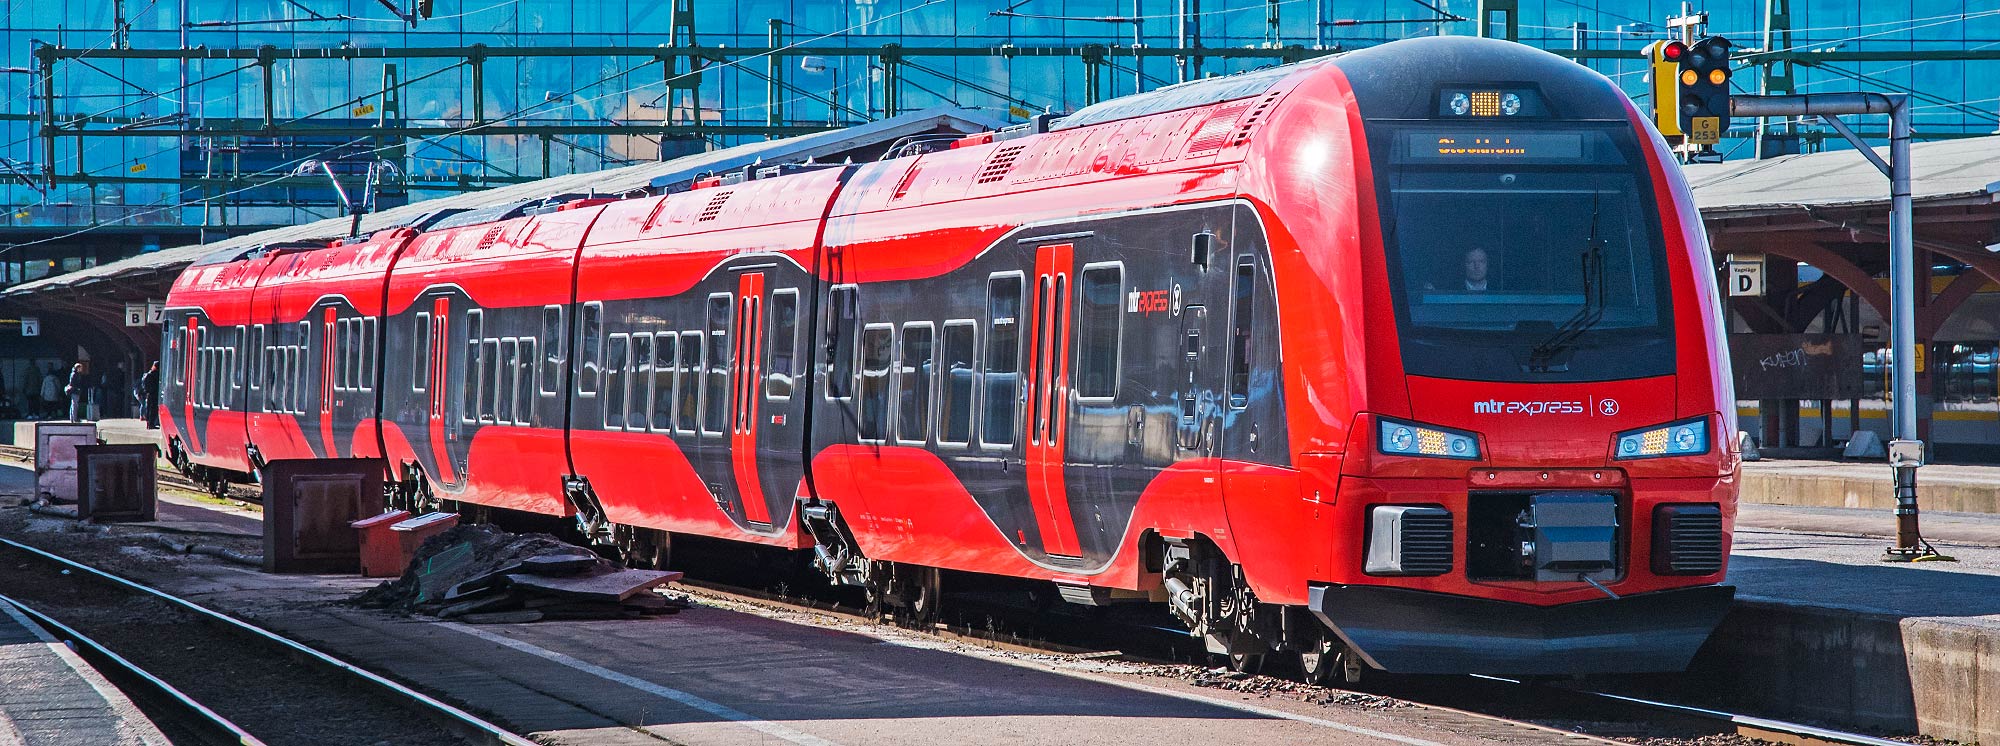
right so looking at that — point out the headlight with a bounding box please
[1614,417,1710,459]
[1447,92,1471,116]
[1378,417,1480,460]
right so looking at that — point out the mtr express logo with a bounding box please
[1472,398,1620,416]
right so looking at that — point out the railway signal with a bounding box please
[1644,40,1686,137]
[1676,35,1733,144]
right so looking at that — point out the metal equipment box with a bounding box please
[74,444,158,522]
[33,422,97,504]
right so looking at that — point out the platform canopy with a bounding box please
[1681,135,2000,216]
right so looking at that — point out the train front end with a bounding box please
[1254,38,1738,675]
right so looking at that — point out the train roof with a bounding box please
[1053,61,1319,131]
[4,106,1006,299]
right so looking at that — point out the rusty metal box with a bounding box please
[75,444,158,522]
[262,458,384,574]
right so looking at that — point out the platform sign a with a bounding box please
[124,303,147,327]
[1727,254,1765,297]
[19,316,37,337]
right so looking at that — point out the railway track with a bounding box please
[0,592,265,746]
[668,557,1918,746]
[0,535,533,746]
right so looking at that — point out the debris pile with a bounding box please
[355,523,688,623]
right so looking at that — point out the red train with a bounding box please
[160,36,1738,679]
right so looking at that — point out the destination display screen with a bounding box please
[1399,131,1592,162]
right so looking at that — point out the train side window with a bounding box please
[858,324,893,442]
[628,333,652,430]
[361,317,376,392]
[604,332,629,430]
[897,322,934,445]
[650,332,676,433]
[578,302,602,397]
[333,318,348,391]
[825,286,857,400]
[1228,256,1256,408]
[703,294,732,435]
[516,338,536,425]
[677,330,701,434]
[461,311,483,424]
[982,273,1023,447]
[480,339,499,423]
[413,313,431,393]
[767,289,799,400]
[539,305,563,397]
[249,325,263,394]
[498,338,519,425]
[296,321,310,414]
[938,321,976,447]
[1076,264,1123,400]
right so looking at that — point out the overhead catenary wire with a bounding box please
[0,0,954,256]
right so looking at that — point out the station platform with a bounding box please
[0,593,171,745]
[1701,503,2000,744]
[5,419,163,451]
[1742,457,2000,513]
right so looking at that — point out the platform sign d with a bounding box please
[1727,254,1765,297]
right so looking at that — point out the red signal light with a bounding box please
[1663,41,1687,61]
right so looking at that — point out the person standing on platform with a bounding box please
[140,362,161,429]
[39,364,60,419]
[66,363,89,421]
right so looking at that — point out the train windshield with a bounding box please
[1376,124,1675,382]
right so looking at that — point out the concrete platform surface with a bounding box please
[1742,457,2000,513]
[7,419,162,451]
[0,595,171,745]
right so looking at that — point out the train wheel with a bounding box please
[1226,647,1266,675]
[1297,634,1342,686]
[904,565,942,629]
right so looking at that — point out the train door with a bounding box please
[1178,304,1217,460]
[426,298,458,486]
[1022,242,1083,560]
[180,316,203,455]
[727,272,777,527]
[319,307,338,456]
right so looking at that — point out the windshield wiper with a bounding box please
[1527,196,1608,372]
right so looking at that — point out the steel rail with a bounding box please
[0,592,267,746]
[0,536,537,746]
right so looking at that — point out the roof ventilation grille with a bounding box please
[977,144,1027,184]
[1184,100,1254,155]
[698,191,733,222]
[1232,91,1285,146]
[475,227,503,250]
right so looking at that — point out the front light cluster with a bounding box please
[1614,417,1710,459]
[1378,417,1480,460]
